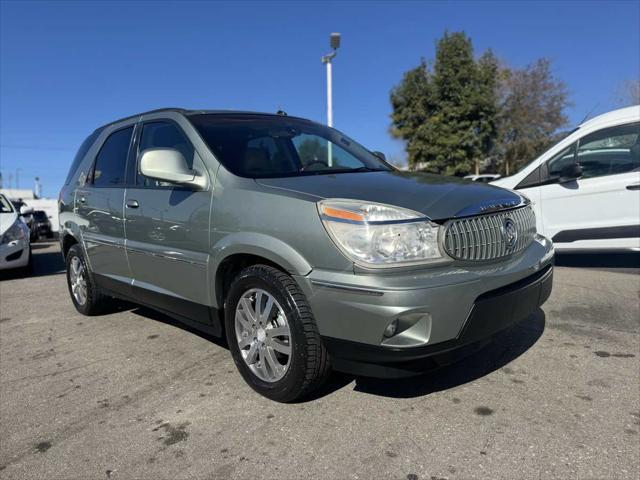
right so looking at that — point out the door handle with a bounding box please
[126,199,139,209]
[626,184,640,191]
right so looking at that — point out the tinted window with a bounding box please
[92,127,133,187]
[65,130,101,185]
[547,144,577,176]
[188,114,391,178]
[137,122,195,187]
[577,123,640,178]
[0,195,14,213]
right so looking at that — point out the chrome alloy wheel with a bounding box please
[69,256,88,306]
[234,288,292,382]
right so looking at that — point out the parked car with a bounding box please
[492,105,640,252]
[0,193,32,274]
[59,108,554,402]
[29,210,54,240]
[464,174,501,183]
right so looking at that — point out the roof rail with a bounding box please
[95,107,188,131]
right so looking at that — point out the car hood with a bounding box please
[256,171,524,221]
[0,212,19,236]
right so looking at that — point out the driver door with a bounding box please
[536,122,640,246]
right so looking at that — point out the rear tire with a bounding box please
[225,264,331,402]
[65,244,109,316]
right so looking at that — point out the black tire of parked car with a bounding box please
[224,264,332,402]
[65,244,110,316]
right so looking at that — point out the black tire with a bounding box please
[65,244,109,316]
[224,264,331,402]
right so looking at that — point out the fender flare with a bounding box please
[210,232,312,295]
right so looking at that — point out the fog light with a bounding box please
[383,319,399,338]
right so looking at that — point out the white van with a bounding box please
[492,105,640,252]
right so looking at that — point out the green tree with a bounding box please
[391,33,571,177]
[390,32,499,175]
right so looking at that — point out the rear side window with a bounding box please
[136,121,194,187]
[92,127,134,187]
[65,130,101,185]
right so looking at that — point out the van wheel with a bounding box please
[65,244,109,316]
[225,265,331,402]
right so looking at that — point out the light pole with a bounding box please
[322,32,340,166]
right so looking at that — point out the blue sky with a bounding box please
[1,0,638,198]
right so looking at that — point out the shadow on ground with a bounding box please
[0,241,65,281]
[351,309,546,399]
[129,301,546,401]
[555,252,639,270]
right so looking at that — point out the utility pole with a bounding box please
[321,33,340,166]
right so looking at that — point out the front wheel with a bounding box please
[225,265,331,402]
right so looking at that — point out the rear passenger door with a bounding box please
[124,120,213,323]
[76,126,134,295]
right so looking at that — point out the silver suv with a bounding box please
[59,108,554,401]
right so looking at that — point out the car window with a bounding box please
[547,144,577,176]
[576,122,640,178]
[92,127,133,187]
[188,114,391,178]
[292,134,363,170]
[65,130,101,186]
[0,195,14,213]
[137,121,195,188]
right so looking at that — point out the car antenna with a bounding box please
[276,108,288,116]
[579,102,599,124]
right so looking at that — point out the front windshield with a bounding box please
[0,195,14,214]
[189,114,392,178]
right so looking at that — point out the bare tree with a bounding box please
[613,79,640,107]
[496,59,570,175]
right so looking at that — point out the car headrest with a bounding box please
[243,148,271,174]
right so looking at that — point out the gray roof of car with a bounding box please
[95,108,307,132]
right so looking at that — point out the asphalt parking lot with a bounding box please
[1,242,639,480]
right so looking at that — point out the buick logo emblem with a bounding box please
[503,218,518,248]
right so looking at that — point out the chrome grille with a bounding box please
[443,206,536,261]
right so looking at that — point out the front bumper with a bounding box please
[0,239,30,270]
[323,264,552,377]
[294,235,554,377]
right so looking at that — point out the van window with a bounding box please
[92,127,133,187]
[137,122,195,187]
[547,144,577,176]
[576,122,640,178]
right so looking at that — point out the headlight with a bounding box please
[318,199,446,268]
[1,220,26,244]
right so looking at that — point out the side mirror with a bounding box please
[139,148,206,189]
[20,206,33,215]
[558,163,583,183]
[372,151,386,162]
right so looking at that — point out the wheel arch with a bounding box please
[211,233,312,310]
